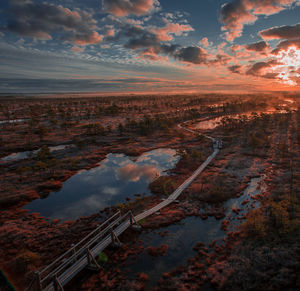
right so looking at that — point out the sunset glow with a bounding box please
[275,46,300,86]
[0,0,300,93]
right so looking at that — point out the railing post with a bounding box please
[129,211,142,231]
[35,272,42,291]
[71,243,77,261]
[129,211,134,225]
[110,228,122,248]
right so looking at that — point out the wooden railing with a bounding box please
[28,210,140,291]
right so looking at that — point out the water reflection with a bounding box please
[24,148,179,221]
[117,164,160,182]
[1,145,72,162]
[195,109,290,130]
[225,175,266,230]
[195,116,224,130]
[0,118,26,124]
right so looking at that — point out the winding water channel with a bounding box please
[124,176,266,288]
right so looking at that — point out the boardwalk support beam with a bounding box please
[86,248,101,271]
[26,272,42,291]
[111,229,122,248]
[53,274,64,291]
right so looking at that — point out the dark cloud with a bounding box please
[220,0,299,41]
[4,0,102,45]
[228,65,243,74]
[119,22,228,66]
[124,29,159,49]
[259,23,300,54]
[0,77,165,93]
[276,38,300,49]
[220,0,255,41]
[106,21,197,64]
[102,0,160,17]
[175,46,209,65]
[245,40,269,52]
[260,23,300,40]
[211,53,232,65]
[246,60,280,78]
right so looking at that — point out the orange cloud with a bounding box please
[72,31,103,46]
[72,46,85,53]
[152,22,194,41]
[102,0,160,17]
[220,0,299,41]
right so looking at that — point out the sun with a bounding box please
[273,46,300,86]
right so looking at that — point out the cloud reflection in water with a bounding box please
[24,148,179,221]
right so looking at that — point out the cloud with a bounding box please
[123,26,160,49]
[175,46,209,65]
[102,0,160,17]
[102,13,212,66]
[228,65,244,74]
[199,37,212,47]
[226,23,300,86]
[113,21,189,62]
[139,47,169,61]
[245,40,270,52]
[151,22,194,41]
[4,0,103,45]
[259,23,300,54]
[260,23,300,40]
[246,59,281,78]
[106,29,115,37]
[275,38,300,51]
[122,25,229,66]
[220,0,299,41]
[72,46,85,53]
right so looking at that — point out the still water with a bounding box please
[24,148,179,221]
[195,109,288,130]
[1,145,71,162]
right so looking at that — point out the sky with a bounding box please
[0,0,300,93]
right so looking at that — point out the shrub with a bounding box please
[97,252,108,264]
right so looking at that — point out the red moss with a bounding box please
[207,261,234,289]
[147,244,168,257]
[138,272,149,281]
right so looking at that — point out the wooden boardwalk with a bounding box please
[29,210,141,291]
[28,124,220,291]
[135,147,219,221]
